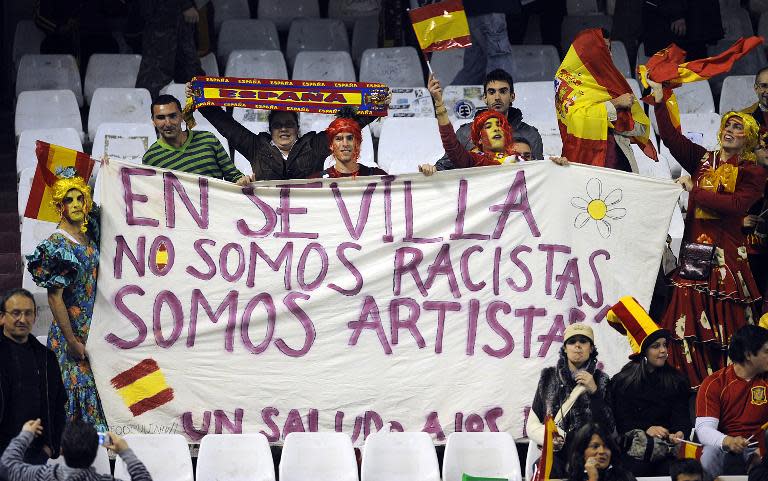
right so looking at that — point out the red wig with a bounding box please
[326,117,362,161]
[470,110,515,156]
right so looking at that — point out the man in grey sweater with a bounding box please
[0,419,152,481]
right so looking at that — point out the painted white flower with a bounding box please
[571,178,626,238]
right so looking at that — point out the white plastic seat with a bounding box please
[370,86,434,137]
[20,214,58,331]
[217,20,280,67]
[114,434,192,481]
[15,90,83,140]
[442,85,484,126]
[508,45,561,83]
[707,39,767,96]
[279,432,358,481]
[84,54,142,105]
[659,112,721,177]
[36,335,48,345]
[16,55,84,106]
[378,118,443,174]
[286,18,350,68]
[567,0,600,15]
[201,52,220,76]
[13,20,45,69]
[524,439,541,481]
[431,49,465,86]
[351,16,379,67]
[46,447,110,474]
[611,41,632,78]
[561,15,613,52]
[88,88,153,142]
[329,0,381,28]
[159,83,214,129]
[225,50,289,79]
[361,432,440,481]
[541,133,564,158]
[721,8,754,38]
[515,81,558,135]
[293,51,356,81]
[719,75,757,113]
[91,122,157,167]
[211,0,251,32]
[196,433,275,481]
[442,432,522,481]
[360,47,425,87]
[650,81,715,134]
[16,128,83,176]
[258,0,320,31]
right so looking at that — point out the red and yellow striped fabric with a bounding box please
[533,415,558,481]
[409,0,471,53]
[111,359,174,417]
[677,441,703,460]
[556,29,656,167]
[24,141,95,222]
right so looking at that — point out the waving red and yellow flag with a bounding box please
[556,29,656,167]
[532,415,558,481]
[409,0,471,53]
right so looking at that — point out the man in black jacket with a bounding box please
[0,289,66,467]
[641,0,723,60]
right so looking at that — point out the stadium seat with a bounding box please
[210,0,251,32]
[360,47,425,87]
[650,81,715,134]
[370,86,435,137]
[632,135,673,180]
[611,41,632,78]
[16,55,83,106]
[659,112,721,177]
[196,433,275,481]
[514,81,558,135]
[20,214,57,331]
[508,45,561,83]
[718,75,756,113]
[258,0,321,31]
[442,432,522,481]
[36,335,47,345]
[378,117,443,174]
[524,439,541,481]
[299,113,335,134]
[88,88,153,142]
[360,432,440,481]
[541,133,564,158]
[15,90,83,140]
[707,39,767,96]
[351,16,379,68]
[84,54,142,105]
[217,20,280,67]
[13,20,45,70]
[442,85,484,127]
[225,50,289,79]
[329,0,381,28]
[561,15,613,52]
[431,49,465,86]
[721,8,754,38]
[566,0,600,15]
[232,108,270,126]
[286,19,350,69]
[201,52,220,76]
[293,51,356,82]
[46,446,111,475]
[91,123,157,167]
[114,434,192,481]
[279,432,358,481]
[16,128,83,176]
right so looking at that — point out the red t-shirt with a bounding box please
[696,365,768,437]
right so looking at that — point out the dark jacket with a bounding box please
[641,0,723,57]
[462,0,521,16]
[0,335,66,458]
[568,465,637,481]
[435,106,543,170]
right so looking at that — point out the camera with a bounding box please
[97,432,109,446]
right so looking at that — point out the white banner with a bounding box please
[89,160,681,443]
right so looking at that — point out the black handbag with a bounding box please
[678,242,715,281]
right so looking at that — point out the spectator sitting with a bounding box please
[1,419,152,481]
[142,95,249,185]
[309,109,387,178]
[565,422,636,481]
[512,137,533,162]
[670,458,704,481]
[695,325,768,480]
[434,68,543,168]
[607,296,692,477]
[527,323,615,479]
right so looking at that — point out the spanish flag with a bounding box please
[556,29,656,167]
[677,440,703,460]
[532,415,558,481]
[409,0,471,53]
[24,141,95,222]
[111,359,174,417]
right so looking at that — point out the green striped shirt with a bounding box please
[142,130,243,183]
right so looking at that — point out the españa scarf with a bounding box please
[184,76,390,128]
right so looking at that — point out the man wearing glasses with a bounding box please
[0,289,65,467]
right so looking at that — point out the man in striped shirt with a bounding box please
[142,95,250,185]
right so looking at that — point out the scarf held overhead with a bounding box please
[184,76,390,128]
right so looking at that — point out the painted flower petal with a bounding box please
[574,212,591,228]
[571,197,589,208]
[596,219,612,238]
[604,188,623,205]
[606,207,627,219]
[586,178,602,200]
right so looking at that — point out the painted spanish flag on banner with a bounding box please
[556,29,656,167]
[24,141,95,223]
[532,415,558,481]
[111,359,174,417]
[409,0,471,53]
[677,441,703,460]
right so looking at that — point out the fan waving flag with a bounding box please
[677,440,703,460]
[409,0,471,53]
[532,415,558,481]
[555,29,656,167]
[24,141,95,222]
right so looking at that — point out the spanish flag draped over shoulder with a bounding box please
[556,29,656,167]
[532,415,558,481]
[24,141,95,223]
[409,0,472,53]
